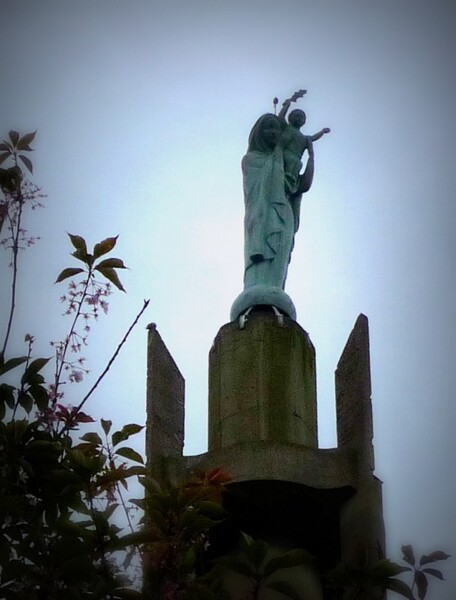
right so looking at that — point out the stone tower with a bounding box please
[145,310,385,599]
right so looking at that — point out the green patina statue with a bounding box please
[231,90,330,321]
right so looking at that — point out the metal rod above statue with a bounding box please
[230,90,330,322]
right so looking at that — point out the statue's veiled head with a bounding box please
[248,113,281,153]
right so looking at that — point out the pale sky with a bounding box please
[1,1,455,597]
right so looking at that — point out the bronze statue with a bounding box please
[231,90,330,321]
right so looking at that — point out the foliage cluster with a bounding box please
[0,131,450,600]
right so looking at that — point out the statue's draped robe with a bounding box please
[242,142,294,290]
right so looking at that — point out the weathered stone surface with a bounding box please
[145,325,184,481]
[335,313,375,474]
[208,311,317,451]
[339,478,386,591]
[144,314,385,596]
[176,441,357,489]
[335,315,385,576]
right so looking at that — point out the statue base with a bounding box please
[230,284,296,321]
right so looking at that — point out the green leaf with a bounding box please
[95,257,127,269]
[55,267,85,283]
[17,131,37,150]
[80,432,102,446]
[422,567,444,580]
[0,355,28,376]
[193,500,227,520]
[415,570,428,599]
[67,233,88,253]
[138,475,163,495]
[115,446,144,464]
[249,539,268,570]
[101,418,112,435]
[93,235,118,259]
[9,130,19,145]
[181,545,197,571]
[112,423,144,446]
[29,384,49,411]
[385,579,415,599]
[187,581,219,600]
[0,151,10,166]
[18,391,33,413]
[211,555,256,579]
[371,559,412,579]
[19,154,33,174]
[419,551,450,565]
[402,544,416,567]
[107,528,154,550]
[264,580,302,600]
[21,357,50,384]
[104,502,119,520]
[95,266,125,291]
[262,548,313,579]
[0,383,15,408]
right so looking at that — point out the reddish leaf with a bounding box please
[19,154,33,174]
[0,142,11,151]
[17,131,37,150]
[80,432,102,446]
[55,267,85,283]
[74,411,95,423]
[402,544,416,566]
[420,551,450,565]
[93,236,118,258]
[101,418,112,435]
[415,571,428,599]
[67,233,88,254]
[115,446,144,464]
[0,152,10,166]
[95,257,127,269]
[385,579,415,599]
[72,249,92,266]
[422,567,444,580]
[112,424,144,446]
[95,266,125,291]
[8,130,19,145]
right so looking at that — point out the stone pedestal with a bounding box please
[145,313,385,599]
[208,311,317,450]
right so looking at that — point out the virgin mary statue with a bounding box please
[230,113,298,320]
[242,113,295,290]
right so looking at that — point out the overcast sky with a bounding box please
[1,1,455,597]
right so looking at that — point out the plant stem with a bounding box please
[54,270,92,395]
[1,161,23,357]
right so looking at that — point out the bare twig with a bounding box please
[73,299,149,416]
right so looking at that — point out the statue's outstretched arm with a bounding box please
[310,127,331,142]
[277,89,307,120]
